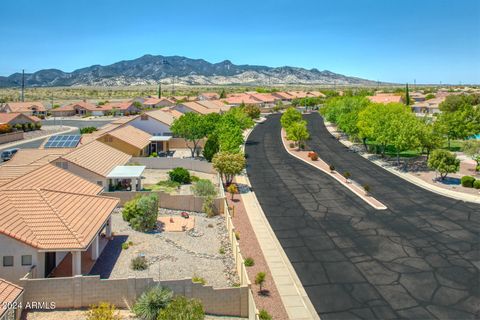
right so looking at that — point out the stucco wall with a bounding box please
[0,234,43,285]
[19,276,249,317]
[0,132,24,144]
[97,135,143,157]
[129,157,213,173]
[54,159,107,188]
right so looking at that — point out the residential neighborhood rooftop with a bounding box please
[0,189,118,250]
[106,125,152,150]
[0,278,23,318]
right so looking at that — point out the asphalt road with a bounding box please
[245,113,479,320]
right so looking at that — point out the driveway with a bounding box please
[245,114,479,319]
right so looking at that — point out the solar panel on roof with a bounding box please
[44,135,81,148]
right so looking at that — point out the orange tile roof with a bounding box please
[250,93,277,103]
[0,113,40,124]
[54,101,101,112]
[196,100,230,111]
[199,92,220,100]
[5,102,46,113]
[179,102,219,114]
[0,164,102,195]
[272,92,295,100]
[368,94,403,104]
[143,97,175,106]
[0,165,42,186]
[146,109,176,126]
[102,101,136,111]
[0,279,23,317]
[106,125,152,150]
[62,140,131,177]
[161,107,184,119]
[0,189,118,250]
[7,148,73,166]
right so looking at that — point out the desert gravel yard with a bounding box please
[90,208,239,288]
[141,169,219,195]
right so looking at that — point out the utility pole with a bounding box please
[21,69,25,102]
[51,92,55,126]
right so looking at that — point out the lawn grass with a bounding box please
[142,180,181,193]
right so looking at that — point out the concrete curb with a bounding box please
[323,121,480,204]
[242,125,320,320]
[0,126,78,150]
[280,129,387,210]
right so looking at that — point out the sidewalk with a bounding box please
[0,126,77,150]
[324,121,480,204]
[236,173,320,320]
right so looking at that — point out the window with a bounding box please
[55,162,68,170]
[3,256,13,267]
[21,255,32,266]
[97,181,103,186]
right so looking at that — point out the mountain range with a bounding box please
[0,54,383,87]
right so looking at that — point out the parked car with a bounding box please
[1,148,19,161]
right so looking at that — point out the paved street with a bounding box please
[245,114,479,319]
[0,119,111,152]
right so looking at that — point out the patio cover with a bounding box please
[149,136,172,142]
[106,165,146,179]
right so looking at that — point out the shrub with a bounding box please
[14,124,22,131]
[255,272,266,291]
[132,286,173,320]
[149,152,158,158]
[192,276,206,285]
[131,256,148,271]
[307,152,315,158]
[80,126,97,134]
[191,175,200,182]
[428,149,460,180]
[191,179,217,197]
[130,194,159,232]
[329,164,335,172]
[203,135,219,162]
[343,171,351,181]
[461,176,476,188]
[363,184,371,193]
[227,183,238,200]
[311,153,318,161]
[157,296,204,320]
[203,195,216,217]
[244,257,255,267]
[35,122,42,129]
[219,247,225,254]
[259,309,272,320]
[122,197,141,222]
[299,143,305,150]
[168,167,191,184]
[86,302,121,320]
[0,124,11,134]
[235,231,240,240]
[474,180,480,189]
[28,122,35,130]
[289,142,295,148]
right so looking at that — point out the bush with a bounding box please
[0,124,11,134]
[131,256,148,270]
[132,286,173,320]
[235,231,240,240]
[259,309,272,320]
[157,296,204,320]
[122,197,141,222]
[244,257,255,267]
[80,126,97,134]
[329,164,335,172]
[363,184,371,193]
[35,122,42,130]
[168,167,191,184]
[192,276,206,285]
[86,302,121,320]
[255,272,266,291]
[219,247,225,254]
[227,183,238,200]
[202,195,215,217]
[343,171,351,180]
[203,135,219,162]
[191,175,200,182]
[299,143,305,150]
[130,194,159,232]
[149,152,158,158]
[289,142,295,148]
[310,152,318,161]
[474,180,480,189]
[461,176,476,188]
[191,179,217,197]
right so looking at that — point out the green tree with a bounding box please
[320,96,369,139]
[462,140,480,168]
[219,89,226,99]
[157,296,204,320]
[428,149,460,180]
[171,113,209,157]
[255,272,266,292]
[405,83,410,106]
[217,123,244,153]
[212,152,246,186]
[222,107,254,130]
[202,135,219,161]
[281,107,302,128]
[243,104,261,119]
[390,112,421,165]
[191,179,217,197]
[129,194,159,232]
[286,121,310,149]
[418,119,445,161]
[158,83,162,98]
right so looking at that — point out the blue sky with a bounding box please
[1,0,479,84]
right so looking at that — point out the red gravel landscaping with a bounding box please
[227,184,289,320]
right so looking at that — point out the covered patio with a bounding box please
[107,165,146,191]
[149,136,172,156]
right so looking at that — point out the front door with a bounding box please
[150,143,157,154]
[45,252,56,277]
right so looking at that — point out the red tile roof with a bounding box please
[0,279,23,317]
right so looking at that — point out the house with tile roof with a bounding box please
[367,93,404,104]
[50,100,105,117]
[0,113,40,128]
[1,102,46,117]
[55,140,132,189]
[0,278,23,320]
[0,189,118,283]
[195,100,230,112]
[198,92,220,100]
[143,97,175,109]
[272,91,295,101]
[174,101,220,114]
[101,101,139,116]
[96,125,152,156]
